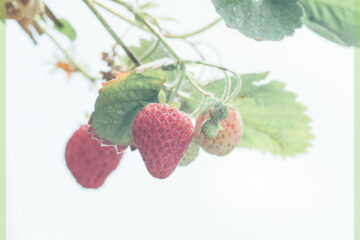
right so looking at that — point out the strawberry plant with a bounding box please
[3,0,358,187]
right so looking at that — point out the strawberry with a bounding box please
[195,106,243,156]
[65,124,125,188]
[179,139,200,166]
[132,103,193,179]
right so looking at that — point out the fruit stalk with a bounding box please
[186,73,214,98]
[222,71,231,101]
[184,60,242,103]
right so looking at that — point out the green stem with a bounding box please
[138,13,185,102]
[190,96,208,118]
[222,71,231,101]
[99,1,220,39]
[184,60,242,103]
[110,0,134,10]
[136,13,181,62]
[83,0,141,66]
[168,63,186,104]
[165,18,222,39]
[225,73,242,104]
[186,73,214,98]
[45,30,98,82]
[184,60,229,72]
[109,0,181,61]
[139,40,160,61]
[112,0,186,102]
[93,0,141,28]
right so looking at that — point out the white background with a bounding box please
[6,0,354,239]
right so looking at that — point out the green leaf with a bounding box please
[91,68,166,145]
[181,72,313,157]
[211,0,303,41]
[53,18,76,41]
[299,0,360,47]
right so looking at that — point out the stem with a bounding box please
[184,60,242,103]
[165,18,222,39]
[168,63,186,104]
[109,0,181,61]
[222,71,231,101]
[112,0,187,102]
[225,73,242,104]
[45,30,98,82]
[93,0,142,29]
[184,60,229,72]
[83,0,141,66]
[190,96,208,118]
[106,1,220,39]
[110,0,134,10]
[186,73,214,98]
[135,12,181,62]
[185,41,206,61]
[139,40,159,61]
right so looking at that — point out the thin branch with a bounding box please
[44,4,63,28]
[165,18,222,39]
[135,12,181,61]
[225,73,242,103]
[186,73,214,98]
[97,1,220,39]
[83,0,141,66]
[184,60,242,103]
[184,60,230,72]
[168,63,186,104]
[222,71,231,101]
[190,96,209,118]
[139,40,160,61]
[93,0,141,29]
[44,29,98,82]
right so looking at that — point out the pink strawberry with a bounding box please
[195,106,243,156]
[65,124,125,188]
[132,103,193,179]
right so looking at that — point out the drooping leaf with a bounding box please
[211,0,303,41]
[299,0,360,47]
[91,68,166,145]
[53,18,76,41]
[181,72,314,157]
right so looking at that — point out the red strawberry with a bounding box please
[65,124,125,188]
[195,107,243,156]
[132,103,193,179]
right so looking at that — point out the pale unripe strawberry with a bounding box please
[132,103,194,179]
[179,139,200,166]
[195,107,243,156]
[65,124,125,188]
